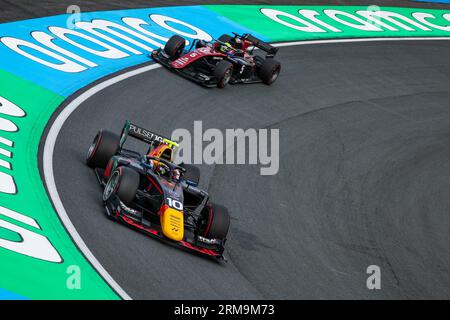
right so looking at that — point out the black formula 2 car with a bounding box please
[86,121,230,260]
[151,32,281,88]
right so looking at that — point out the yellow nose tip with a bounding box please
[161,207,184,241]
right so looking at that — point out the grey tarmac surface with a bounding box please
[50,40,450,299]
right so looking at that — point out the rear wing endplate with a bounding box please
[245,34,278,57]
[120,121,179,149]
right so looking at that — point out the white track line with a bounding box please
[42,36,450,300]
[274,36,450,47]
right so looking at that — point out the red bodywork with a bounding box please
[170,46,227,69]
[117,212,220,257]
[170,39,253,69]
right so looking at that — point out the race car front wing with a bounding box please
[151,49,219,87]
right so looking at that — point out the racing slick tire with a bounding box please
[164,35,185,60]
[214,60,233,89]
[258,58,281,85]
[103,166,139,205]
[180,163,200,187]
[86,130,120,168]
[203,203,230,240]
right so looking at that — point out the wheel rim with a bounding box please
[271,67,280,83]
[103,171,119,201]
[86,134,99,160]
[222,68,232,85]
[174,43,184,58]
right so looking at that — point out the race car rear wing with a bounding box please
[119,121,179,150]
[235,33,279,57]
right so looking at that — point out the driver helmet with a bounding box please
[219,42,232,53]
[155,163,167,176]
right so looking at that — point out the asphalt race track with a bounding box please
[48,40,450,299]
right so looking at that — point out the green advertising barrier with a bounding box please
[0,69,118,299]
[206,5,450,41]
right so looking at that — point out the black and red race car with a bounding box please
[151,32,281,88]
[86,121,230,260]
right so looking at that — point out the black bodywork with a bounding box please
[91,122,226,259]
[151,33,279,87]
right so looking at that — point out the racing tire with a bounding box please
[180,163,200,186]
[164,35,185,60]
[253,55,264,67]
[258,58,281,85]
[214,60,233,89]
[203,203,230,240]
[103,166,139,205]
[86,130,120,168]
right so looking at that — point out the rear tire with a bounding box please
[214,60,233,88]
[164,35,185,60]
[180,163,200,186]
[86,130,120,168]
[103,166,139,205]
[258,58,281,85]
[203,203,230,240]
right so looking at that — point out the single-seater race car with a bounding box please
[86,121,230,260]
[151,32,281,88]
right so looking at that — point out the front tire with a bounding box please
[258,58,281,85]
[203,203,230,240]
[164,35,185,60]
[86,130,120,168]
[214,60,233,88]
[103,166,139,205]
